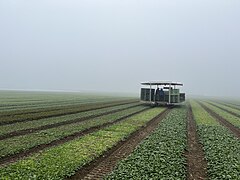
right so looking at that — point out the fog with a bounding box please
[0,0,240,97]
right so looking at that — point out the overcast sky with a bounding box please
[0,0,240,97]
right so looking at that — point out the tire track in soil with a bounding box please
[199,102,240,138]
[0,107,150,167]
[207,102,240,118]
[67,108,171,180]
[186,104,208,180]
[0,104,141,141]
[0,100,138,126]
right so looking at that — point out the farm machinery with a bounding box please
[140,81,185,106]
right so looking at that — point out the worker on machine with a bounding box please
[155,87,160,101]
[159,88,164,101]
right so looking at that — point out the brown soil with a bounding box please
[208,102,240,118]
[0,100,138,126]
[0,104,141,141]
[186,104,208,180]
[199,102,240,138]
[0,108,149,166]
[67,108,171,180]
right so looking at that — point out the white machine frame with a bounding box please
[140,81,184,105]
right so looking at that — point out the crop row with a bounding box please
[207,101,240,116]
[0,102,140,136]
[191,101,219,126]
[0,106,148,158]
[220,100,240,106]
[191,100,240,179]
[201,101,240,128]
[0,92,114,102]
[0,98,135,117]
[106,107,187,179]
[0,98,105,108]
[216,101,240,110]
[0,100,137,125]
[0,95,109,106]
[223,102,240,110]
[0,99,109,111]
[0,97,132,112]
[0,108,165,179]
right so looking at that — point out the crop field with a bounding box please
[0,91,239,179]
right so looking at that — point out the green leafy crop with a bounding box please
[0,108,165,179]
[105,107,187,180]
[191,100,240,179]
[202,101,240,128]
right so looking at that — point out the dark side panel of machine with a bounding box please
[140,88,155,101]
[141,88,185,103]
[180,93,185,102]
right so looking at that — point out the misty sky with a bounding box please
[0,0,240,97]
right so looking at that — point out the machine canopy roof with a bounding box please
[141,81,183,86]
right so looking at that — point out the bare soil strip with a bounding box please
[199,102,240,138]
[0,104,141,141]
[208,102,240,118]
[67,108,171,180]
[0,100,138,126]
[0,107,149,166]
[186,105,208,180]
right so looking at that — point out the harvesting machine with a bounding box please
[140,81,185,106]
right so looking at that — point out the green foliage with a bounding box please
[209,101,240,116]
[191,100,240,179]
[0,108,164,179]
[0,91,134,112]
[202,101,240,128]
[105,107,187,180]
[0,102,140,136]
[0,98,136,124]
[190,100,219,126]
[198,125,240,179]
[0,106,147,158]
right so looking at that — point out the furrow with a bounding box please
[68,108,171,180]
[217,102,240,111]
[199,102,240,138]
[0,100,138,126]
[0,99,136,116]
[0,107,149,166]
[0,103,141,140]
[186,104,207,180]
[207,102,240,118]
